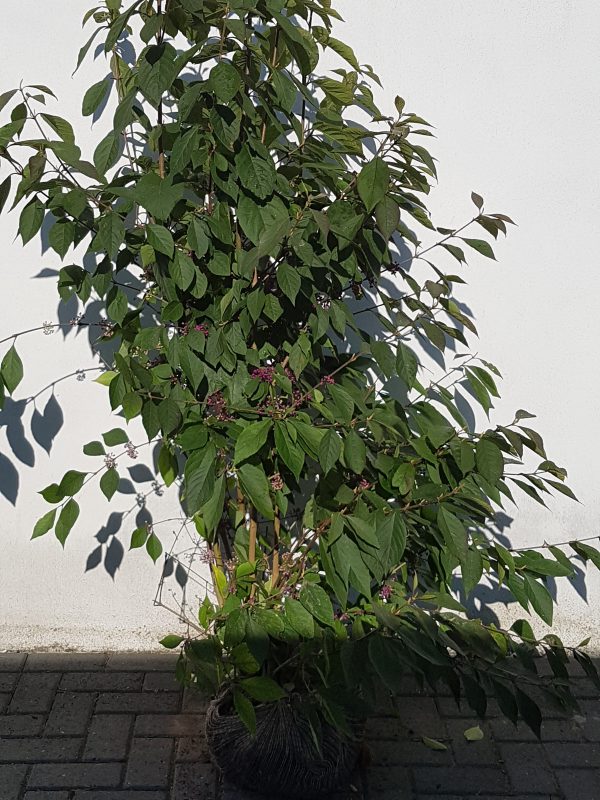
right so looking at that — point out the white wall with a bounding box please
[0,1,598,651]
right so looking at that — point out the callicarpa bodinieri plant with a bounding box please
[1,0,599,794]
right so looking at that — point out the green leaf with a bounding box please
[570,541,600,571]
[524,575,553,625]
[462,548,483,594]
[59,470,87,497]
[516,688,542,738]
[437,506,468,563]
[1,346,23,394]
[184,443,217,515]
[224,608,246,648]
[344,430,366,474]
[462,238,496,260]
[49,221,74,260]
[319,429,342,473]
[146,532,163,563]
[371,340,395,379]
[422,737,448,751]
[238,463,274,520]
[241,676,286,702]
[299,583,334,628]
[396,343,418,387]
[82,77,110,116]
[253,609,285,637]
[160,634,184,649]
[94,130,120,176]
[170,251,196,290]
[94,212,125,260]
[326,36,361,71]
[100,468,119,501]
[158,397,182,435]
[285,598,314,638]
[137,42,179,107]
[130,527,149,549]
[147,224,174,257]
[375,196,400,240]
[102,428,129,446]
[464,725,484,742]
[200,474,226,535]
[234,420,272,465]
[476,438,504,485]
[233,687,257,734]
[55,499,80,546]
[39,483,64,504]
[95,371,117,387]
[208,61,242,103]
[236,146,276,200]
[274,422,304,481]
[327,384,354,424]
[276,262,301,303]
[170,128,200,174]
[122,392,142,421]
[31,508,57,540]
[0,176,11,214]
[19,198,44,245]
[158,445,178,487]
[107,288,128,325]
[392,463,415,495]
[130,172,184,220]
[357,157,389,213]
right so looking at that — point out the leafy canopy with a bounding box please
[0,0,598,740]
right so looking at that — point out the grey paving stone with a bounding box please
[95,692,180,714]
[45,692,95,736]
[0,694,10,713]
[383,696,445,737]
[175,736,211,763]
[556,768,600,800]
[365,766,412,794]
[182,687,208,713]
[499,742,558,794]
[0,737,82,763]
[0,715,46,737]
[83,714,133,762]
[135,714,204,737]
[415,797,562,800]
[369,738,452,767]
[25,654,108,672]
[435,696,501,718]
[125,738,173,788]
[0,673,19,692]
[9,672,60,714]
[491,715,584,742]
[171,763,217,800]
[106,654,178,672]
[24,793,71,800]
[576,701,600,741]
[74,793,167,800]
[412,765,509,794]
[543,741,600,767]
[27,762,122,789]
[143,672,182,692]
[0,653,26,672]
[0,763,28,800]
[60,672,144,692]
[446,718,499,766]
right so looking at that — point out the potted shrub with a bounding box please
[1,0,599,796]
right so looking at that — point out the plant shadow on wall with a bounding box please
[2,1,600,797]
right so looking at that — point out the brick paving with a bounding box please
[0,653,598,800]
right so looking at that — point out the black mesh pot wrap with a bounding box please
[205,692,360,799]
